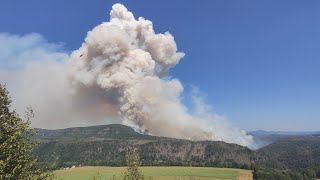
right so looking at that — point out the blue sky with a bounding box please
[0,0,319,131]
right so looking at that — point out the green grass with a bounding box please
[54,166,252,180]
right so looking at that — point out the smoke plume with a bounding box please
[0,4,253,147]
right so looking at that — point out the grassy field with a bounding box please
[54,166,252,180]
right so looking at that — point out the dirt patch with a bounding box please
[238,171,252,180]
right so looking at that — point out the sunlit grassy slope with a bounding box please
[54,166,252,180]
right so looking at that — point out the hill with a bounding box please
[249,130,320,149]
[33,124,272,170]
[34,124,160,142]
[249,130,320,136]
[258,136,320,174]
[33,124,320,179]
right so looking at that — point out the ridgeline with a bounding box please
[33,124,320,180]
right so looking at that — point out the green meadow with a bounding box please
[54,166,252,180]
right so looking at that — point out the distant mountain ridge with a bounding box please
[249,130,320,136]
[248,130,320,149]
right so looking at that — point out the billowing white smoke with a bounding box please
[0,4,253,147]
[67,4,253,146]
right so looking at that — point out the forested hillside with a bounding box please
[33,124,320,180]
[258,136,320,177]
[33,124,271,169]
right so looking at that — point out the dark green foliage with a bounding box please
[33,132,269,170]
[251,164,317,180]
[0,84,52,180]
[258,137,320,179]
[259,137,320,171]
[32,122,320,180]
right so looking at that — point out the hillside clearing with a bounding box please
[54,166,252,180]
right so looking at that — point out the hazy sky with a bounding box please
[0,0,319,131]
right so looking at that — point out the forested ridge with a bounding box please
[33,124,320,180]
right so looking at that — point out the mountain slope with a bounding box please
[33,124,271,170]
[33,124,320,179]
[258,136,320,172]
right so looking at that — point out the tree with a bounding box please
[91,145,152,180]
[0,84,52,179]
[122,145,151,180]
